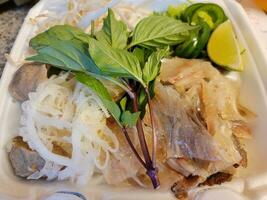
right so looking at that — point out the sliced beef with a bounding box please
[9,63,47,102]
[8,136,45,178]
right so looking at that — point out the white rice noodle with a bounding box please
[28,161,62,181]
[58,126,95,185]
[19,73,119,184]
[32,110,72,130]
[73,83,110,118]
[29,0,113,33]
[20,102,72,166]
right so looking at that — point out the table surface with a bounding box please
[0,1,35,76]
[0,0,266,77]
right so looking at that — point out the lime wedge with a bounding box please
[207,20,243,71]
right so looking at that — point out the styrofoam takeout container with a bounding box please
[0,0,267,199]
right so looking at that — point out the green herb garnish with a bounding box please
[26,8,198,188]
[129,15,196,48]
[96,9,128,49]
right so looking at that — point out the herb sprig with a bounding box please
[27,8,197,188]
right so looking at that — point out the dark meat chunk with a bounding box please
[9,63,47,102]
[171,175,200,200]
[8,136,45,178]
[199,172,233,187]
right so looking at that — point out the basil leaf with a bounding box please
[95,30,111,47]
[75,72,121,123]
[143,48,169,85]
[120,97,127,111]
[27,53,69,70]
[133,48,145,66]
[102,100,121,123]
[96,9,128,49]
[28,25,100,73]
[121,111,140,127]
[130,15,197,47]
[27,39,100,74]
[89,38,144,84]
[30,25,90,49]
[76,72,139,127]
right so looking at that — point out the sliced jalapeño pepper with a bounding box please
[175,30,199,59]
[190,3,227,29]
[181,3,204,22]
[175,3,227,59]
[191,22,212,58]
[175,22,211,59]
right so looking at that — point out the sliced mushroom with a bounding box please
[8,136,45,178]
[9,63,48,102]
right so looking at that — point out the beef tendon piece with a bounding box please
[199,172,233,186]
[8,136,45,178]
[154,57,251,181]
[232,135,248,168]
[232,121,252,139]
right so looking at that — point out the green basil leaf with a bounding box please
[76,72,112,101]
[133,47,145,66]
[75,72,121,123]
[130,15,198,47]
[96,9,128,49]
[143,48,169,84]
[30,25,91,49]
[120,97,127,111]
[28,25,100,73]
[95,30,111,47]
[121,111,140,127]
[27,39,100,74]
[102,99,121,123]
[27,46,84,71]
[89,38,144,84]
[27,53,70,70]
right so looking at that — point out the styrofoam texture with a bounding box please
[0,0,267,199]
[194,188,247,200]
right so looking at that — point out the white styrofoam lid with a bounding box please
[0,0,267,199]
[196,188,248,200]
